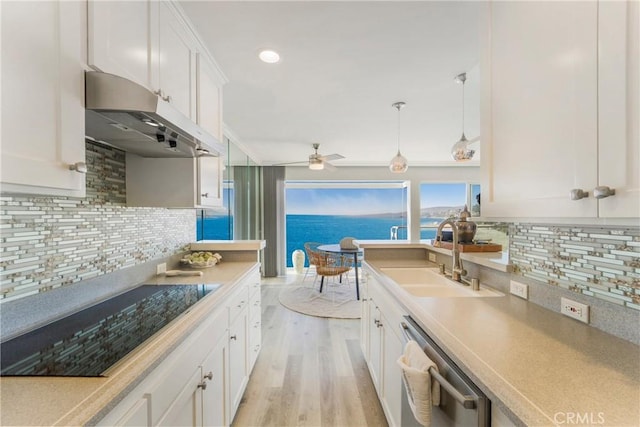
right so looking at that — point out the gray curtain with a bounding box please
[261,166,286,277]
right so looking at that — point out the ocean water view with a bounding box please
[198,214,442,267]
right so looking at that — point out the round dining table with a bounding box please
[317,244,363,300]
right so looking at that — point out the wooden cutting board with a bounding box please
[434,242,503,252]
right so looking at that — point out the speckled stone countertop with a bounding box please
[365,259,640,427]
[0,261,259,427]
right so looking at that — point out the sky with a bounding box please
[285,183,468,215]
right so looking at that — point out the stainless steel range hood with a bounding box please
[85,71,224,158]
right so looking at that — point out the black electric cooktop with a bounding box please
[0,284,220,377]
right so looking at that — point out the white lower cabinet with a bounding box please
[248,278,262,372]
[228,287,248,422]
[98,266,261,427]
[202,336,228,427]
[362,268,405,427]
[157,366,203,427]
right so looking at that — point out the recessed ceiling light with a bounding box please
[258,49,280,64]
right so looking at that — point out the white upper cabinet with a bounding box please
[197,54,225,141]
[158,2,197,120]
[126,154,223,208]
[597,0,639,218]
[87,0,159,91]
[1,0,86,197]
[198,156,224,208]
[87,0,226,131]
[481,0,638,219]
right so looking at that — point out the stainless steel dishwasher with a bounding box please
[400,316,490,427]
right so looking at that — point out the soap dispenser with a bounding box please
[455,205,477,243]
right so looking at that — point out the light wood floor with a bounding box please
[232,274,388,427]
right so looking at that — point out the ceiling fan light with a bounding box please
[451,133,475,161]
[309,159,324,170]
[389,150,408,173]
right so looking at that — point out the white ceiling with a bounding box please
[180,1,483,167]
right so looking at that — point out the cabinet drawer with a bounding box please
[249,295,261,321]
[248,319,261,372]
[248,276,261,299]
[228,285,249,323]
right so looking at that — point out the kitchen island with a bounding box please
[0,257,261,426]
[358,241,640,426]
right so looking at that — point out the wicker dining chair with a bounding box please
[315,251,353,294]
[303,242,323,285]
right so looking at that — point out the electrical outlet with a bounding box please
[428,252,437,262]
[156,262,167,275]
[561,297,589,323]
[510,280,529,299]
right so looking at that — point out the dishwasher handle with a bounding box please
[400,322,477,410]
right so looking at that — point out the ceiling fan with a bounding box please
[277,143,345,170]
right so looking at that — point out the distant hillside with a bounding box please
[420,205,465,218]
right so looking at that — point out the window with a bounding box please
[420,183,469,239]
[285,181,408,266]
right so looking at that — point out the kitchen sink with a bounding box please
[379,267,503,298]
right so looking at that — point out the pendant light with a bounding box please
[451,72,476,161]
[389,101,408,173]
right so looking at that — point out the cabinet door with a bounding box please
[368,299,383,393]
[597,0,640,217]
[198,156,224,207]
[157,366,202,427]
[228,312,248,422]
[202,336,228,427]
[87,0,159,91]
[381,316,403,427]
[158,2,197,120]
[197,54,224,141]
[112,397,151,427]
[1,0,86,197]
[480,1,599,217]
[360,277,371,360]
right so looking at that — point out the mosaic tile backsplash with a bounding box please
[0,141,196,303]
[510,224,640,311]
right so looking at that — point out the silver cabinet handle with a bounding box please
[163,95,172,103]
[197,381,207,390]
[569,189,589,200]
[69,162,87,174]
[153,89,164,98]
[593,186,616,199]
[230,335,237,341]
[201,193,209,198]
[204,371,213,380]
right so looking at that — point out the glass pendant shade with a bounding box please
[389,101,408,173]
[452,72,476,162]
[451,133,475,161]
[389,150,408,173]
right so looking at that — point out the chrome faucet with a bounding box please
[436,219,467,282]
